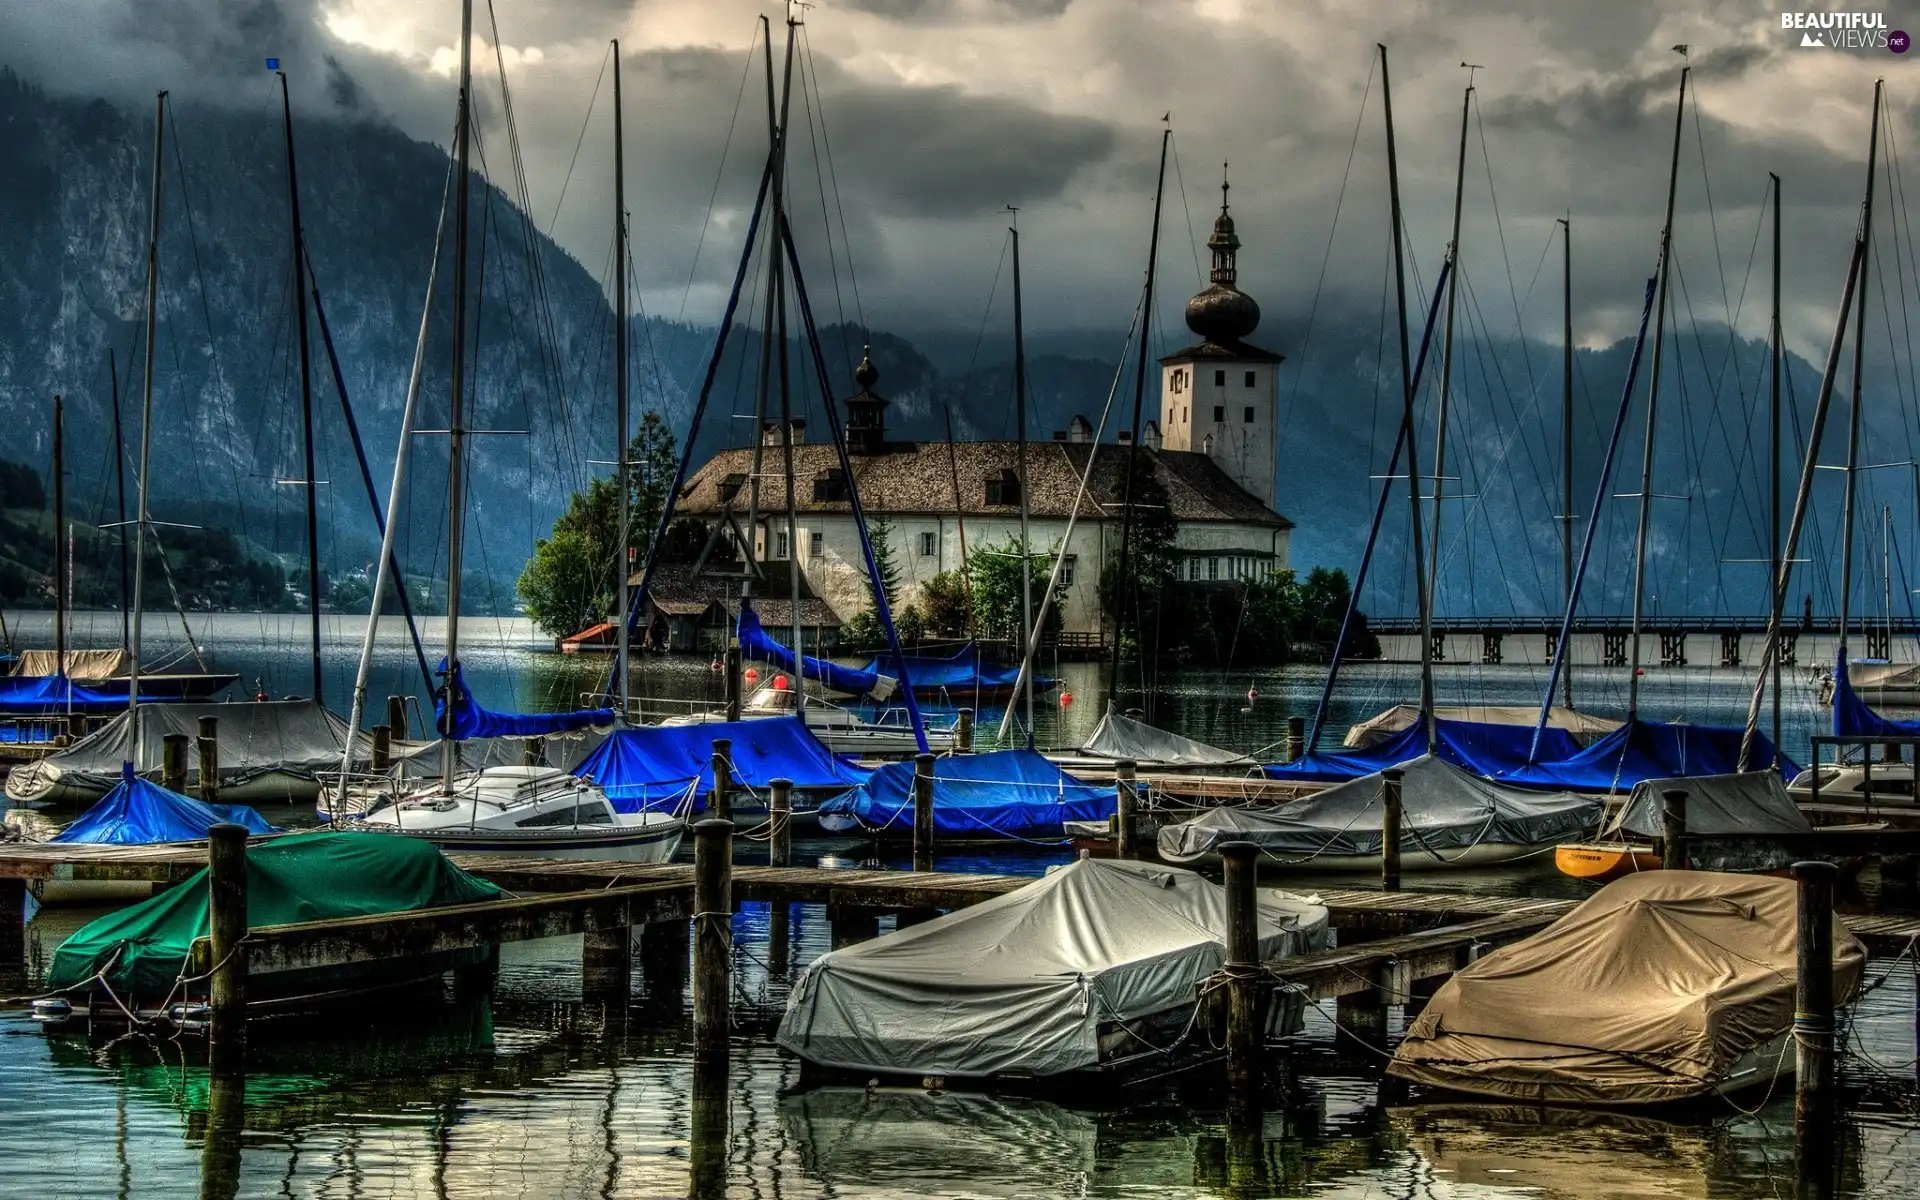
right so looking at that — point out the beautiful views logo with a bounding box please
[1781,11,1902,49]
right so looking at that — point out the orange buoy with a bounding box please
[709,658,723,673]
[1059,689,1074,708]
[773,674,790,690]
[744,667,760,684]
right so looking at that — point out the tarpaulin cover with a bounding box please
[0,672,124,715]
[1343,704,1622,749]
[739,605,894,699]
[1267,717,1585,784]
[1388,871,1866,1104]
[1160,755,1598,865]
[572,716,870,813]
[53,764,274,844]
[777,857,1329,1079]
[1080,709,1251,767]
[46,831,502,997]
[1606,771,1812,839]
[862,643,1054,695]
[13,649,129,680]
[1831,654,1920,738]
[6,701,361,795]
[436,662,615,740]
[817,748,1110,839]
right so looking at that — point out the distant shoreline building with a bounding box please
[647,180,1292,649]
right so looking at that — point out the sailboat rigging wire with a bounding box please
[800,21,868,341]
[1168,133,1206,288]
[795,21,855,367]
[544,42,610,233]
[1468,90,1543,407]
[676,22,762,325]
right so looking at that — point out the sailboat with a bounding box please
[354,27,682,862]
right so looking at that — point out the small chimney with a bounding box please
[1116,430,1133,444]
[1068,414,1092,444]
[1142,420,1162,451]
[763,418,806,447]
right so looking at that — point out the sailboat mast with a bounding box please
[613,39,630,714]
[1838,80,1883,666]
[1769,173,1782,762]
[128,90,167,745]
[441,0,475,791]
[1379,45,1434,751]
[280,71,324,704]
[772,17,801,705]
[1625,65,1689,719]
[109,351,129,651]
[744,17,780,620]
[52,395,65,674]
[1423,82,1473,682]
[1011,220,1036,746]
[1560,217,1574,709]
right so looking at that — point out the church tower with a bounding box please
[1157,168,1283,508]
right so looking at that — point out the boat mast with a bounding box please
[279,70,324,705]
[613,38,631,715]
[772,16,802,707]
[1625,64,1689,720]
[1559,217,1574,710]
[128,90,167,754]
[1423,76,1473,708]
[1838,80,1883,670]
[1010,216,1036,747]
[440,0,474,792]
[1379,45,1434,752]
[1769,173,1782,761]
[52,395,65,675]
[109,351,129,651]
[743,18,778,639]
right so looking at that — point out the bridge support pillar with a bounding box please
[1603,632,1628,667]
[1480,632,1503,664]
[1720,632,1741,667]
[1659,631,1687,667]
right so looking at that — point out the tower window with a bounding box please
[919,531,937,557]
[1213,406,1225,423]
[775,530,789,559]
[1244,371,1256,387]
[1214,369,1226,387]
[809,531,823,557]
[1208,557,1219,581]
[1244,407,1255,423]
[1189,558,1201,581]
[1060,555,1077,587]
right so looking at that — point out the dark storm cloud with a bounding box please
[832,0,1071,21]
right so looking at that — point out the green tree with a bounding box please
[968,538,1067,645]
[915,569,972,637]
[1099,450,1181,655]
[627,411,678,561]
[867,514,901,606]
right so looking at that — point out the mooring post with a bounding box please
[768,777,793,868]
[913,752,936,872]
[829,906,880,948]
[640,918,689,1010]
[767,901,791,977]
[1116,759,1139,860]
[1381,767,1403,892]
[1220,840,1265,1098]
[583,925,634,1004]
[207,823,250,1066]
[709,738,733,824]
[1287,715,1306,763]
[692,818,734,1065]
[370,723,392,773]
[200,1060,247,1200]
[1794,859,1838,1193]
[1661,789,1690,871]
[723,644,742,722]
[688,1055,729,1199]
[386,694,409,741]
[0,877,25,990]
[162,732,189,794]
[955,707,974,753]
[196,715,220,804]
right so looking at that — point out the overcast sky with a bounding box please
[6,0,1917,358]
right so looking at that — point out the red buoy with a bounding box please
[773,674,790,691]
[1059,689,1074,708]
[744,667,760,685]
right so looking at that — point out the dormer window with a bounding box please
[812,469,848,502]
[718,472,748,503]
[985,468,1021,506]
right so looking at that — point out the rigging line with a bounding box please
[958,234,1010,434]
[1468,90,1541,390]
[800,21,868,339]
[1883,109,1920,418]
[1672,246,1767,576]
[1168,131,1206,287]
[1279,50,1376,449]
[1689,79,1739,335]
[677,21,762,325]
[545,42,611,233]
[794,24,853,371]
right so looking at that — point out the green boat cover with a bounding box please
[46,831,502,997]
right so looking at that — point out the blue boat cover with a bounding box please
[1268,715,1797,793]
[1831,655,1920,737]
[0,672,124,716]
[863,643,1055,694]
[571,715,871,813]
[54,763,274,844]
[818,748,1111,840]
[435,662,616,740]
[739,605,888,698]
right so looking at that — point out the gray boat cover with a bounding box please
[1344,704,1622,749]
[1080,710,1251,767]
[1606,771,1812,839]
[7,701,363,794]
[1389,871,1866,1104]
[1157,754,1600,865]
[776,857,1328,1079]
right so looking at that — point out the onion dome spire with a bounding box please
[1185,162,1261,344]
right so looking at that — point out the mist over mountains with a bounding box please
[0,69,1896,622]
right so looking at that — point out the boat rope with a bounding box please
[543,42,610,234]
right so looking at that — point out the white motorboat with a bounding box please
[1788,756,1916,804]
[355,766,686,862]
[660,683,952,758]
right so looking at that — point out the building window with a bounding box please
[809,531,823,557]
[985,468,1021,506]
[1212,405,1225,423]
[812,469,848,502]
[1172,369,1185,393]
[919,531,937,557]
[1214,369,1226,386]
[1188,558,1201,581]
[1060,555,1076,587]
[718,472,747,503]
[1208,557,1219,581]
[1243,406,1255,423]
[1202,434,1214,454]
[1244,370,1256,387]
[774,530,789,559]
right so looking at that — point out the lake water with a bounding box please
[4,611,1917,1198]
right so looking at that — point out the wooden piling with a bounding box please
[1220,840,1264,1097]
[769,778,793,868]
[723,645,742,722]
[692,818,734,1065]
[956,707,974,753]
[709,738,733,824]
[200,1060,246,1200]
[370,723,392,773]
[386,694,409,741]
[1115,760,1139,860]
[1287,715,1306,763]
[640,919,688,1008]
[767,900,790,976]
[582,925,634,1002]
[1794,858,1838,1191]
[1381,767,1403,892]
[207,823,250,1064]
[0,877,24,989]
[162,732,190,794]
[1661,789,1689,871]
[829,906,880,948]
[912,752,936,872]
[196,715,220,804]
[688,1055,729,1199]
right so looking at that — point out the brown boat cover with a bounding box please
[1388,871,1865,1105]
[1343,704,1622,749]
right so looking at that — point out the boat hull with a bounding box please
[1554,842,1663,883]
[7,768,323,810]
[366,823,684,862]
[1166,841,1550,872]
